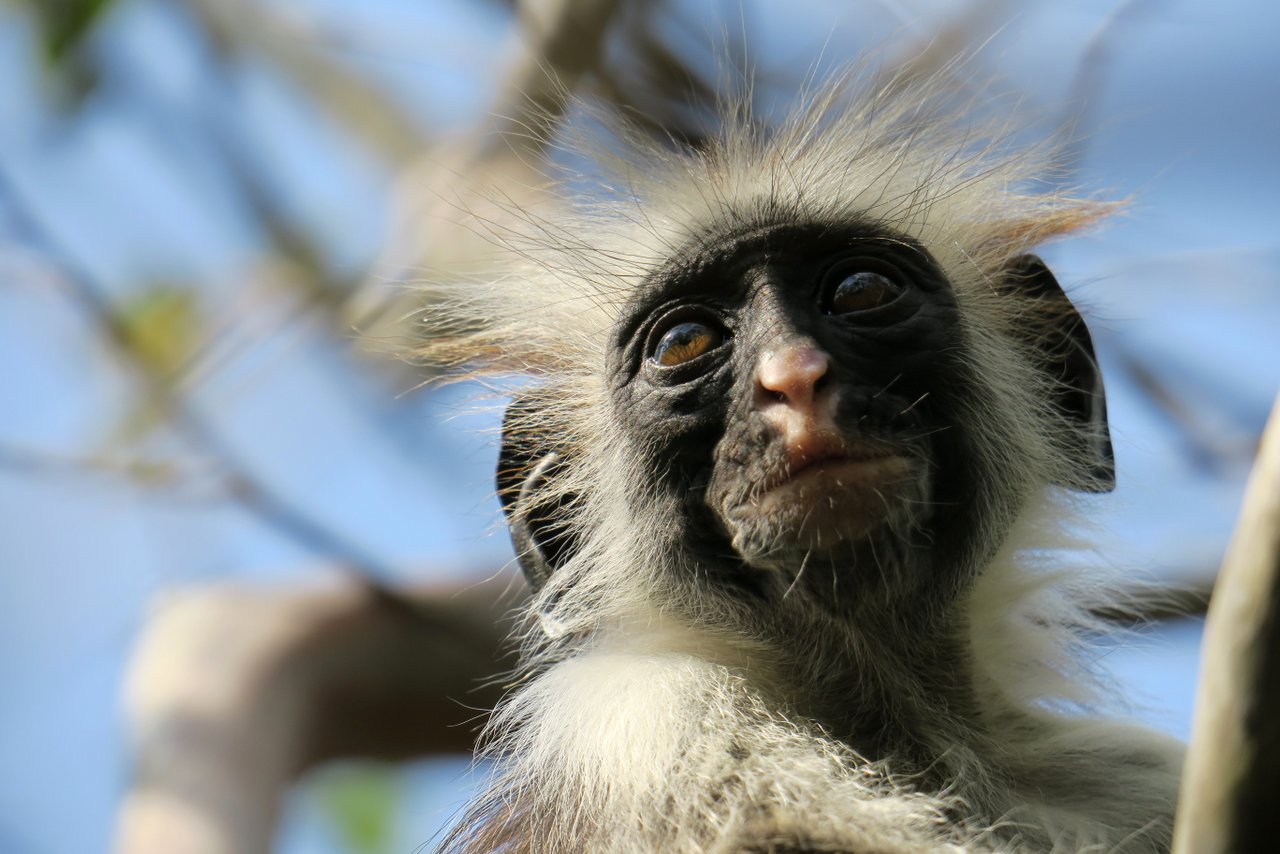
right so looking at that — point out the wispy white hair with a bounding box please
[420,66,1182,853]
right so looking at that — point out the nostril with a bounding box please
[756,344,831,409]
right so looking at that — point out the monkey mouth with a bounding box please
[721,434,920,551]
[719,446,921,570]
[757,453,914,510]
[711,428,927,569]
[759,434,906,497]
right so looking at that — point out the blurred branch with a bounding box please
[1112,343,1260,474]
[500,0,641,139]
[0,439,194,487]
[1174,391,1280,852]
[1090,581,1212,625]
[349,0,632,336]
[1054,0,1163,179]
[194,77,354,308]
[874,0,1014,97]
[115,578,522,854]
[178,0,429,169]
[106,59,463,478]
[0,165,399,583]
[589,7,720,149]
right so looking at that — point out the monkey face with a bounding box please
[607,220,974,597]
[501,219,1111,608]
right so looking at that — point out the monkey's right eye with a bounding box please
[650,321,723,367]
[822,270,902,315]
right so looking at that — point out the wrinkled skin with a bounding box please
[605,220,984,614]
[504,216,1111,624]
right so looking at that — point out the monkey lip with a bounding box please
[719,433,921,552]
[759,433,907,495]
[725,449,919,556]
[759,452,913,503]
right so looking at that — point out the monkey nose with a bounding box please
[755,344,831,415]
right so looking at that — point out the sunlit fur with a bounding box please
[419,68,1183,853]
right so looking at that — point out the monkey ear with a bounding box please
[497,398,581,591]
[1003,254,1116,493]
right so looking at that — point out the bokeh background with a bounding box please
[1,0,1278,851]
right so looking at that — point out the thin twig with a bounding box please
[1053,0,1163,181]
[1112,343,1258,474]
[180,0,429,168]
[1089,583,1212,625]
[349,0,632,334]
[0,164,400,586]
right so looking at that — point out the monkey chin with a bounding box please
[721,454,926,572]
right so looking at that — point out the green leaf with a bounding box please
[22,0,116,64]
[109,284,202,442]
[317,764,401,854]
[118,284,201,380]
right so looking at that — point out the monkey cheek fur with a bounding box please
[718,454,928,571]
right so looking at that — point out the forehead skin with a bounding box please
[623,220,943,317]
[607,219,960,388]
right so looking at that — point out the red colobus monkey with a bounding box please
[421,70,1183,853]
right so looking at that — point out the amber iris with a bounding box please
[653,321,721,367]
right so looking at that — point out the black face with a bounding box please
[500,220,1112,614]
[603,221,978,605]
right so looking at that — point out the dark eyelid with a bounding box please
[821,256,900,282]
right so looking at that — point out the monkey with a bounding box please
[419,70,1185,853]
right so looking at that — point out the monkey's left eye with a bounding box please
[823,271,901,315]
[651,321,723,367]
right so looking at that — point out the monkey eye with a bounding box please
[824,271,901,315]
[650,320,723,367]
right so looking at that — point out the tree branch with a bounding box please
[1174,390,1280,852]
[0,164,400,584]
[114,578,522,854]
[348,0,631,336]
[179,0,429,169]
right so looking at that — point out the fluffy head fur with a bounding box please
[418,68,1182,853]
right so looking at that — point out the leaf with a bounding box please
[317,765,401,854]
[118,284,201,380]
[23,0,116,64]
[110,284,202,442]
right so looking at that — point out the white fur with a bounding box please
[423,68,1182,853]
